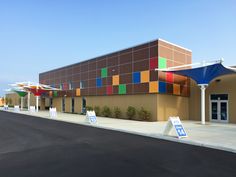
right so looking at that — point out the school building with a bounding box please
[7,39,236,123]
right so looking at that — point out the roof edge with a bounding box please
[158,38,192,52]
[39,38,192,75]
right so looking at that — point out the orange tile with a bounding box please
[112,75,119,85]
[149,81,158,93]
[141,70,150,83]
[173,84,180,95]
[76,88,81,96]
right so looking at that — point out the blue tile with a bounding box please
[159,81,166,93]
[133,72,140,84]
[96,78,102,87]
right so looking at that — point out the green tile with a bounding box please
[158,57,167,69]
[118,84,126,94]
[101,68,108,78]
[53,91,58,97]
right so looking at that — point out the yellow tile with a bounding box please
[173,84,180,95]
[141,70,150,83]
[112,75,119,85]
[149,81,158,93]
[76,88,81,96]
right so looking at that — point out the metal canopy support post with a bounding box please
[21,97,24,110]
[36,96,39,112]
[199,84,208,125]
[36,83,39,112]
[27,91,30,110]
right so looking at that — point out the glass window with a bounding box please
[210,94,228,100]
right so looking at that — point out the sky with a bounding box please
[0,0,236,96]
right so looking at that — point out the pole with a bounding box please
[200,84,207,125]
[36,83,39,112]
[4,94,6,105]
[21,97,24,110]
[36,96,39,112]
[28,91,30,110]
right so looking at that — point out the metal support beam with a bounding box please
[200,84,208,125]
[36,96,39,112]
[27,91,30,111]
[21,97,24,110]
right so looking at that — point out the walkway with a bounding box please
[2,108,236,153]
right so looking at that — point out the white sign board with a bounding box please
[49,107,57,118]
[85,111,97,124]
[30,106,36,113]
[163,117,187,138]
[14,105,20,112]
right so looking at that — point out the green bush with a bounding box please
[101,106,112,117]
[113,107,122,118]
[138,107,151,121]
[94,106,101,116]
[126,106,136,120]
[86,106,93,111]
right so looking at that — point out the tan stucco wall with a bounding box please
[85,94,158,121]
[52,97,62,112]
[157,94,189,121]
[189,74,236,123]
[74,97,82,113]
[65,97,71,113]
[6,93,39,108]
[44,93,190,121]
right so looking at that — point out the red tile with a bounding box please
[106,85,113,95]
[150,57,158,70]
[166,72,173,83]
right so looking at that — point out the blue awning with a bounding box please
[167,63,236,85]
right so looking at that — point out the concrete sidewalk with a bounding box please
[2,108,236,153]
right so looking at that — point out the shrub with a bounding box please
[138,107,151,121]
[126,106,136,120]
[86,106,93,111]
[101,106,112,117]
[113,107,122,118]
[94,106,101,116]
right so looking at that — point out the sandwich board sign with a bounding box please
[4,105,8,110]
[85,111,97,124]
[163,117,187,138]
[49,107,57,118]
[14,105,20,112]
[29,106,36,113]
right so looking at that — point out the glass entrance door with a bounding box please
[211,101,218,121]
[210,100,228,123]
[210,94,228,123]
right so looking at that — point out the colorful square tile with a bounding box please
[150,57,158,70]
[173,84,180,95]
[149,81,158,93]
[158,57,167,69]
[101,68,108,78]
[106,85,113,95]
[159,81,166,93]
[112,75,119,85]
[76,88,80,96]
[118,84,126,94]
[133,72,140,84]
[96,78,102,87]
[141,70,149,83]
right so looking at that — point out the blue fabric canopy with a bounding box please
[168,63,236,85]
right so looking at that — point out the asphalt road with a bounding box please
[0,111,236,177]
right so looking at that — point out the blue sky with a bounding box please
[0,0,235,96]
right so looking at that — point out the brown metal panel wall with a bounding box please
[39,39,191,98]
